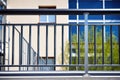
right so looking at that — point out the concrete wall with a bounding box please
[6,0,68,70]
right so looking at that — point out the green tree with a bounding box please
[60,26,120,71]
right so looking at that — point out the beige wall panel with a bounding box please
[7,0,68,70]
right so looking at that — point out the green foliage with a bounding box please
[61,26,120,71]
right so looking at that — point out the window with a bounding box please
[69,0,103,20]
[105,0,120,8]
[105,0,120,20]
[40,15,55,23]
[39,6,56,23]
[79,0,102,9]
[39,57,54,71]
[79,0,103,20]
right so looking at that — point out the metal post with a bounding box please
[102,25,104,64]
[94,25,96,64]
[12,25,15,65]
[46,25,48,64]
[8,25,10,71]
[54,24,56,70]
[3,25,6,65]
[110,25,113,64]
[19,25,23,71]
[78,25,80,64]
[27,25,32,70]
[62,25,64,65]
[84,12,89,75]
[37,25,40,65]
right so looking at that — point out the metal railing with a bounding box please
[0,9,120,76]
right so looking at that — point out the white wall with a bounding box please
[6,0,69,70]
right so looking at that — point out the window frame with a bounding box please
[39,6,56,23]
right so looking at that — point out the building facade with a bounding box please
[6,0,68,71]
[0,0,120,71]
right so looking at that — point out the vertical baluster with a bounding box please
[0,25,2,71]
[46,25,48,64]
[102,25,104,64]
[54,24,56,69]
[27,25,32,70]
[3,25,6,67]
[37,25,40,65]
[69,25,72,65]
[12,25,15,65]
[94,25,96,64]
[84,13,89,74]
[62,25,64,65]
[19,25,23,70]
[78,25,80,64]
[110,25,113,64]
[3,25,6,65]
[8,25,10,71]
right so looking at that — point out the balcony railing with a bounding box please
[0,9,120,77]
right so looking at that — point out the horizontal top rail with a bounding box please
[0,23,120,26]
[0,9,120,15]
[0,71,120,77]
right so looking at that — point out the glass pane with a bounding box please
[69,15,77,20]
[69,0,77,9]
[47,58,54,70]
[48,15,55,22]
[105,0,120,8]
[105,15,120,20]
[39,58,54,71]
[78,24,84,42]
[88,15,103,20]
[105,0,120,20]
[79,15,84,20]
[69,22,77,43]
[40,15,47,23]
[79,15,103,20]
[79,0,102,9]
[69,0,103,20]
[69,22,77,35]
[69,0,77,20]
[79,0,103,20]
